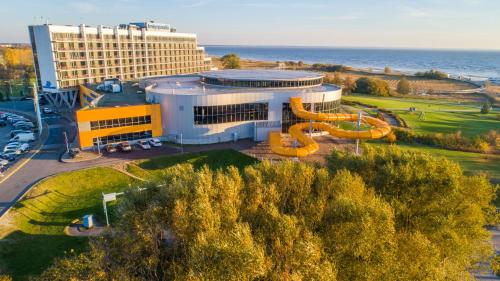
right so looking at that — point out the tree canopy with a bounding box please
[354,77,391,96]
[37,146,496,281]
[397,77,411,94]
[220,53,241,69]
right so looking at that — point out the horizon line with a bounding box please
[201,44,500,52]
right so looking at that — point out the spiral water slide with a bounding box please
[269,97,392,157]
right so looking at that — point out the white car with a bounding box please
[4,144,20,153]
[19,143,30,153]
[137,140,151,150]
[148,138,162,147]
[0,159,9,166]
[43,107,53,114]
[3,148,22,155]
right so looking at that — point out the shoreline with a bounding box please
[205,46,499,81]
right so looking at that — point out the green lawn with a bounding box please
[127,149,258,179]
[370,142,500,184]
[343,95,499,137]
[0,167,137,280]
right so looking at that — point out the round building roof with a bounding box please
[200,69,323,81]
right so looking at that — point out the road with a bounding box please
[0,101,247,216]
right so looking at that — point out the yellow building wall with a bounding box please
[76,104,163,148]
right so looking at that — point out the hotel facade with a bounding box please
[28,22,211,100]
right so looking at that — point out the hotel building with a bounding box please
[28,21,212,106]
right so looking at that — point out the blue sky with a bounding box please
[2,0,499,50]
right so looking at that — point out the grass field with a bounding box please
[127,149,258,179]
[0,168,137,280]
[370,142,500,184]
[343,94,499,137]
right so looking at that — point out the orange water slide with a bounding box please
[269,97,392,157]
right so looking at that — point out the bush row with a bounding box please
[394,128,499,154]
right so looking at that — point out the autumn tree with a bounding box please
[221,53,241,69]
[355,77,390,96]
[342,75,356,95]
[37,148,496,281]
[397,77,411,95]
[328,145,497,278]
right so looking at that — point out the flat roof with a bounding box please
[200,69,323,81]
[145,75,340,96]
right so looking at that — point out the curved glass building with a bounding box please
[143,69,342,144]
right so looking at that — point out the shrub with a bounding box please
[355,77,390,96]
[312,63,350,72]
[415,69,448,80]
[393,128,498,154]
[397,78,411,95]
[370,79,391,96]
[481,102,492,114]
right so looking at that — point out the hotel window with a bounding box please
[194,103,269,125]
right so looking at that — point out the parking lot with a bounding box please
[0,111,37,176]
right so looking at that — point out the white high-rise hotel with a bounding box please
[28,21,211,100]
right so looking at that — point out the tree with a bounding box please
[221,53,241,69]
[354,77,390,96]
[342,76,356,95]
[331,72,343,85]
[397,77,411,95]
[354,77,371,94]
[384,66,392,74]
[481,102,492,114]
[328,145,496,277]
[38,153,496,281]
[369,79,391,96]
[2,48,33,66]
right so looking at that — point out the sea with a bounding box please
[204,45,500,81]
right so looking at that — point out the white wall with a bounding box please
[31,25,58,93]
[147,88,342,144]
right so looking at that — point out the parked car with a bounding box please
[20,97,33,101]
[13,121,34,128]
[3,144,20,153]
[10,133,36,142]
[137,140,151,150]
[0,152,17,162]
[19,143,30,153]
[106,144,117,153]
[14,124,34,131]
[3,148,22,155]
[10,130,32,138]
[43,107,53,114]
[10,118,29,125]
[0,120,6,127]
[148,138,162,147]
[0,159,9,166]
[117,142,132,152]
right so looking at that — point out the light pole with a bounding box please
[355,111,362,155]
[63,131,69,153]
